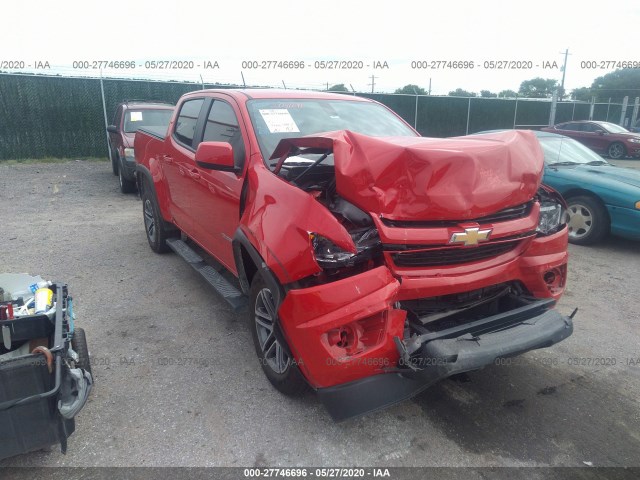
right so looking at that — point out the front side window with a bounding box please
[174,99,205,147]
[581,123,600,133]
[202,100,245,167]
[559,123,580,131]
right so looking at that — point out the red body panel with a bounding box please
[136,89,570,390]
[109,104,173,158]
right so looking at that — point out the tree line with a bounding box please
[327,68,639,102]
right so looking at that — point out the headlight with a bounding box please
[628,138,640,144]
[124,147,135,160]
[311,228,381,268]
[537,201,565,235]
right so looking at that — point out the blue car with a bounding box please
[535,131,640,245]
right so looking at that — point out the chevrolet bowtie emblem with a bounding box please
[449,227,492,246]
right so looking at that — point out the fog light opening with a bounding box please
[543,266,566,294]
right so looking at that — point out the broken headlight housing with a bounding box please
[537,188,567,235]
[311,228,382,268]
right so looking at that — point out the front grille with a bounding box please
[381,201,533,228]
[391,240,520,267]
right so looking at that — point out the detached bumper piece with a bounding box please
[318,300,573,422]
[0,282,93,460]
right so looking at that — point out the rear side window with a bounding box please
[560,123,580,131]
[174,99,204,147]
[203,100,246,169]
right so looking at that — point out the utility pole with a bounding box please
[241,71,246,87]
[428,78,432,95]
[559,49,570,101]
[282,80,287,89]
[369,75,377,93]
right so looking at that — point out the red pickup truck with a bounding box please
[134,89,573,421]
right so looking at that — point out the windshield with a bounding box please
[539,136,609,165]
[599,122,629,134]
[246,98,417,164]
[124,109,173,133]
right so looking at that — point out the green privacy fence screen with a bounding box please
[0,73,635,160]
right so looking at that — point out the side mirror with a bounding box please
[195,141,236,172]
[596,130,605,135]
[107,125,118,134]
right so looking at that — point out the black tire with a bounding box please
[118,157,136,194]
[607,142,626,160]
[249,274,307,396]
[71,327,92,376]
[141,181,172,253]
[565,195,609,245]
[110,146,118,176]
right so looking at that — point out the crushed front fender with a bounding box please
[278,266,405,388]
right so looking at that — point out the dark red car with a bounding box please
[107,101,174,193]
[135,89,573,421]
[541,120,640,159]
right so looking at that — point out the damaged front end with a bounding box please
[260,130,573,421]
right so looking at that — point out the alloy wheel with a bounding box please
[143,199,156,243]
[254,287,290,374]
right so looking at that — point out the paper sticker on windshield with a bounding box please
[259,109,300,133]
[130,111,143,122]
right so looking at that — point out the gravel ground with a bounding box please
[1,159,639,469]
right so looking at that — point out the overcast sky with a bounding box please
[3,0,639,94]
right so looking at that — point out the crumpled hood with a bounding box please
[326,130,543,221]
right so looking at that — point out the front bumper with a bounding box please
[318,307,573,421]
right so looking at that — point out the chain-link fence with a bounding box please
[0,73,637,160]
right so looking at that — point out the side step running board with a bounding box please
[166,238,248,312]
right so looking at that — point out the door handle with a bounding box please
[190,168,201,180]
[162,154,174,164]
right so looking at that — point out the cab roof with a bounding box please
[183,89,370,102]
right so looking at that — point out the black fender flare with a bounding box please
[233,229,293,357]
[232,228,284,305]
[135,164,155,199]
[135,165,176,232]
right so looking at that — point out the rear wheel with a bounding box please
[607,142,626,160]
[249,274,307,396]
[141,182,172,253]
[566,195,608,245]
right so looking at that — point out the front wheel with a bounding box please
[141,183,171,253]
[607,142,626,160]
[249,274,307,396]
[118,157,136,194]
[566,195,609,245]
[110,146,118,175]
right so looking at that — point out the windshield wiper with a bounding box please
[548,161,579,166]
[585,160,609,165]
